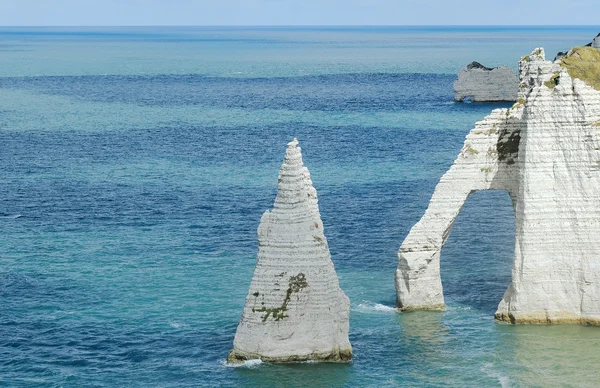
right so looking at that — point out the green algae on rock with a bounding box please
[251,273,308,322]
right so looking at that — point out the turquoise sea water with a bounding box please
[1,26,600,387]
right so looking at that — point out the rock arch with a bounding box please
[395,108,522,310]
[397,47,600,325]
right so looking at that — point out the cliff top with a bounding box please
[466,61,493,71]
[559,46,600,91]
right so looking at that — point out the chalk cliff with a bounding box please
[397,46,600,325]
[229,138,352,362]
[453,61,519,102]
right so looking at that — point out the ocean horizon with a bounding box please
[1,25,600,387]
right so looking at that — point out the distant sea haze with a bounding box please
[1,26,599,387]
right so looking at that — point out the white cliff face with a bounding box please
[453,62,519,102]
[229,138,352,362]
[398,47,600,325]
[497,47,600,324]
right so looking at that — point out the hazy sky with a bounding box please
[1,0,599,26]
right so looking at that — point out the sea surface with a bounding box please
[1,26,600,387]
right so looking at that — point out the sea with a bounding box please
[1,26,599,387]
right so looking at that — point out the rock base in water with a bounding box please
[495,312,600,326]
[226,348,352,364]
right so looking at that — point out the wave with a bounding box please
[221,359,263,368]
[169,322,189,329]
[445,304,472,311]
[354,301,397,313]
[0,271,35,293]
[0,214,22,219]
[481,363,511,388]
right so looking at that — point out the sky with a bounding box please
[0,0,599,26]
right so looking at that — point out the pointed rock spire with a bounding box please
[228,138,352,363]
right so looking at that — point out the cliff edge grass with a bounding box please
[559,46,600,91]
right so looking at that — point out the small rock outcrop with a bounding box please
[228,138,352,363]
[586,33,600,49]
[553,51,568,61]
[453,61,519,102]
[557,33,599,60]
[397,46,600,325]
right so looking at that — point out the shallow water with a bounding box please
[1,26,599,387]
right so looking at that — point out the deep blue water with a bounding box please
[1,26,600,387]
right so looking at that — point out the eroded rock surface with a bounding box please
[397,47,600,325]
[229,138,352,363]
[453,61,519,102]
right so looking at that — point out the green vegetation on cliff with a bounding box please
[544,72,560,89]
[560,46,600,91]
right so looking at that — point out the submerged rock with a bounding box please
[453,61,519,102]
[397,46,600,325]
[228,138,351,363]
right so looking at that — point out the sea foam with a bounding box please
[354,301,397,313]
[221,359,263,368]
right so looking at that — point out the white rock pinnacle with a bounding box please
[229,138,352,362]
[397,46,600,325]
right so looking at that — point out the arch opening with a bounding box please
[439,189,515,313]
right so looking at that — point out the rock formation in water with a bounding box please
[587,33,600,49]
[397,46,600,325]
[228,138,352,363]
[556,33,600,61]
[453,61,519,102]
